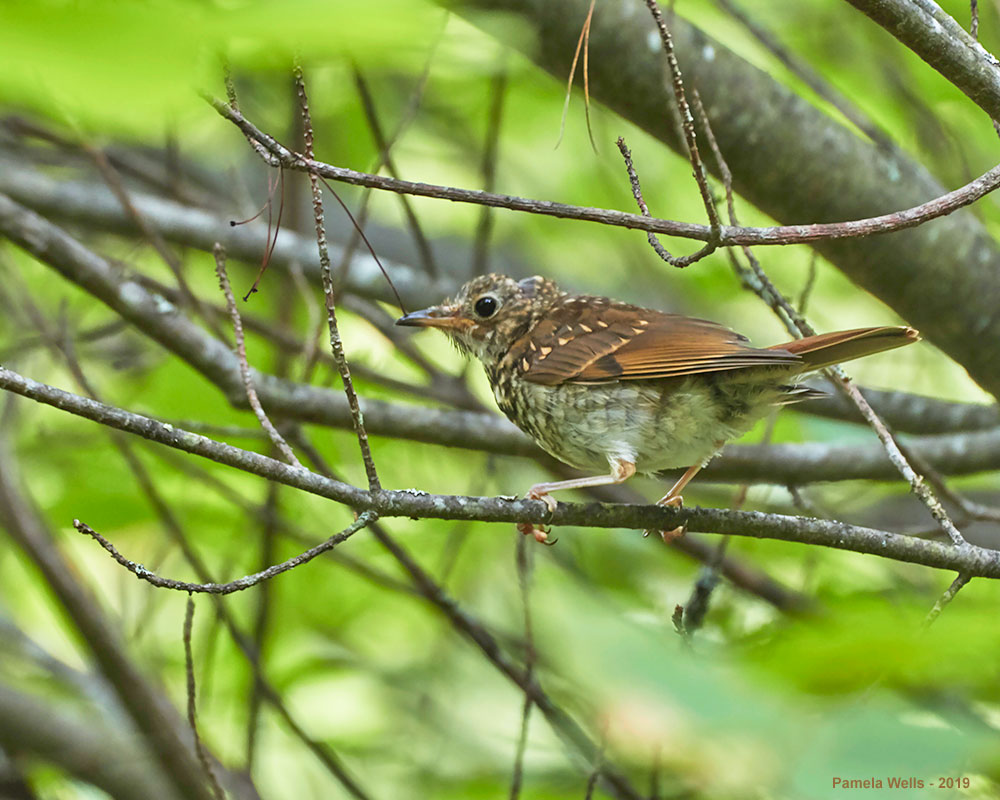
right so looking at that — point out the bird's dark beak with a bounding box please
[395,305,471,332]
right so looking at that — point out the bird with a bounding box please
[396,274,919,542]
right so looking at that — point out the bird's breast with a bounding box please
[488,372,778,473]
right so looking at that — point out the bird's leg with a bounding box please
[518,458,636,544]
[648,463,704,542]
[658,463,703,507]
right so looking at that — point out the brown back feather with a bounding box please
[513,297,800,385]
[510,295,918,386]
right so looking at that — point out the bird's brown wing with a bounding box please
[511,296,800,386]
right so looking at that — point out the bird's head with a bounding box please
[396,273,562,363]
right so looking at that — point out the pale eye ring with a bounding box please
[473,295,499,318]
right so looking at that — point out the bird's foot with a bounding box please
[526,487,559,515]
[518,487,558,545]
[660,525,686,542]
[645,494,686,542]
[517,521,556,545]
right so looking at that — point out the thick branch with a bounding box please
[844,0,1000,120]
[704,428,1000,484]
[0,683,183,800]
[0,161,453,308]
[801,382,999,433]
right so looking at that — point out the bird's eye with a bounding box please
[474,295,499,318]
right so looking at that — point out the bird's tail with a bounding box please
[770,326,919,372]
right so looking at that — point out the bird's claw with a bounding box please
[516,521,556,545]
[516,488,558,544]
[661,525,686,542]
[643,494,686,542]
[526,488,558,515]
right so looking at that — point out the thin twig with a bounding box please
[582,0,598,152]
[0,294,374,798]
[3,184,1000,476]
[834,374,966,545]
[183,597,225,800]
[289,436,646,800]
[583,730,606,800]
[474,63,509,276]
[556,0,596,149]
[239,167,286,301]
[508,535,535,800]
[84,144,224,338]
[643,0,722,239]
[294,66,381,491]
[680,415,774,634]
[8,271,369,793]
[286,258,324,382]
[213,243,301,467]
[352,67,438,277]
[690,89,804,333]
[74,513,377,594]
[923,573,972,627]
[0,435,219,800]
[798,252,818,314]
[207,96,1000,248]
[335,47,437,292]
[617,137,714,267]
[897,440,1000,524]
[245,482,279,770]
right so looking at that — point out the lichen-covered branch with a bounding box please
[5,365,1000,579]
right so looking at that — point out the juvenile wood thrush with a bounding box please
[397,274,919,542]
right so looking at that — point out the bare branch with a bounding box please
[6,366,1000,578]
[715,0,897,150]
[0,682,184,800]
[352,67,438,277]
[644,0,722,234]
[833,372,966,545]
[3,170,998,438]
[295,67,381,491]
[213,243,301,467]
[474,62,508,276]
[207,96,1000,250]
[291,440,647,800]
[508,535,535,800]
[617,137,714,266]
[443,0,1000,398]
[74,514,376,594]
[0,164,452,307]
[924,573,973,626]
[844,0,1000,121]
[183,599,225,800]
